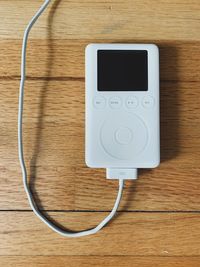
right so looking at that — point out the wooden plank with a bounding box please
[0,40,200,82]
[1,212,200,255]
[1,256,200,267]
[0,1,199,41]
[1,164,200,211]
[0,79,200,210]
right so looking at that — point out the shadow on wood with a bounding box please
[30,0,63,210]
[160,44,180,162]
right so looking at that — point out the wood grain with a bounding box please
[0,1,199,41]
[2,256,200,267]
[0,0,200,265]
[1,212,200,256]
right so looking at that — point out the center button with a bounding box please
[115,127,133,145]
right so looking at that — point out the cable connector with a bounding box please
[106,168,138,180]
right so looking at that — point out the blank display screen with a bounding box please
[97,50,148,91]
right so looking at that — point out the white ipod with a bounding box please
[85,43,160,169]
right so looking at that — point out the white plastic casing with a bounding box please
[85,43,160,169]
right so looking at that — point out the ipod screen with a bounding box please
[98,50,148,91]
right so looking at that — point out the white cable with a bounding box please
[18,0,124,237]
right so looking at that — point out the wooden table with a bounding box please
[0,1,200,266]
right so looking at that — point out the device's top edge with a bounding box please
[85,43,159,53]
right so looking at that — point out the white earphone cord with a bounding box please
[18,0,124,237]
